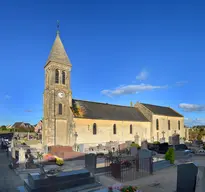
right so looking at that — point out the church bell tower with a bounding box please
[42,25,74,146]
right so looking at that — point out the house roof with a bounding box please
[12,122,23,127]
[12,122,34,128]
[72,99,149,122]
[140,103,183,117]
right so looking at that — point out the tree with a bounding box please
[0,125,7,131]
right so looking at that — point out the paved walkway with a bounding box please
[0,150,23,192]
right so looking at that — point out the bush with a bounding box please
[153,141,160,144]
[130,142,141,149]
[165,147,175,164]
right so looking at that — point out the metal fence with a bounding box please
[104,154,153,182]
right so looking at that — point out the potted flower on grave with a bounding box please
[108,184,142,192]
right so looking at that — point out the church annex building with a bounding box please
[42,30,186,148]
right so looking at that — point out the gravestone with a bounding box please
[160,138,165,143]
[134,133,139,145]
[172,134,180,145]
[177,163,198,192]
[180,138,185,144]
[138,149,152,159]
[196,166,205,192]
[130,147,138,156]
[141,140,148,149]
[44,145,48,154]
[85,154,97,173]
[24,169,101,192]
[19,148,26,168]
[78,144,85,153]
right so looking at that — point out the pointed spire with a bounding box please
[57,20,60,35]
[46,22,71,66]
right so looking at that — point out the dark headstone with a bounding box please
[24,169,101,192]
[177,163,198,192]
[85,154,97,173]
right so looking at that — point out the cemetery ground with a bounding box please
[4,152,205,192]
[0,149,24,192]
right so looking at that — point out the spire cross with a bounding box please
[57,20,60,34]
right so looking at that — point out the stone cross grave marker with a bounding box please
[177,163,198,192]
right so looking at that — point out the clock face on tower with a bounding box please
[58,92,65,98]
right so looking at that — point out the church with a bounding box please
[42,29,186,149]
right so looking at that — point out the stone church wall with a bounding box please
[152,114,185,142]
[74,118,151,145]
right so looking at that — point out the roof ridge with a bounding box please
[141,102,170,108]
[73,98,133,108]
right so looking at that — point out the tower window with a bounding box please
[168,120,171,130]
[93,123,97,135]
[178,121,180,130]
[156,119,159,130]
[130,124,133,134]
[58,103,62,115]
[113,124,116,134]
[62,71,66,85]
[55,69,59,84]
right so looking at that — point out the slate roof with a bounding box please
[140,103,183,117]
[46,33,71,66]
[72,99,149,122]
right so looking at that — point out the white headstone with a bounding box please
[19,148,25,165]
[180,138,185,144]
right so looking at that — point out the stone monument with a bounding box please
[141,140,148,149]
[134,133,139,145]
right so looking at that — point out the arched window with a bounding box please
[62,71,66,85]
[130,124,133,134]
[168,120,171,130]
[58,103,62,115]
[156,119,159,130]
[113,124,116,134]
[93,123,97,135]
[55,69,59,84]
[178,121,180,130]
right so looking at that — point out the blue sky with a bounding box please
[0,0,205,126]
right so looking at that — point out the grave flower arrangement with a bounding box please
[108,184,142,192]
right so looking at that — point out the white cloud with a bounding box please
[185,118,205,126]
[101,83,167,97]
[179,103,205,112]
[136,70,148,81]
[176,81,188,87]
[4,95,11,100]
